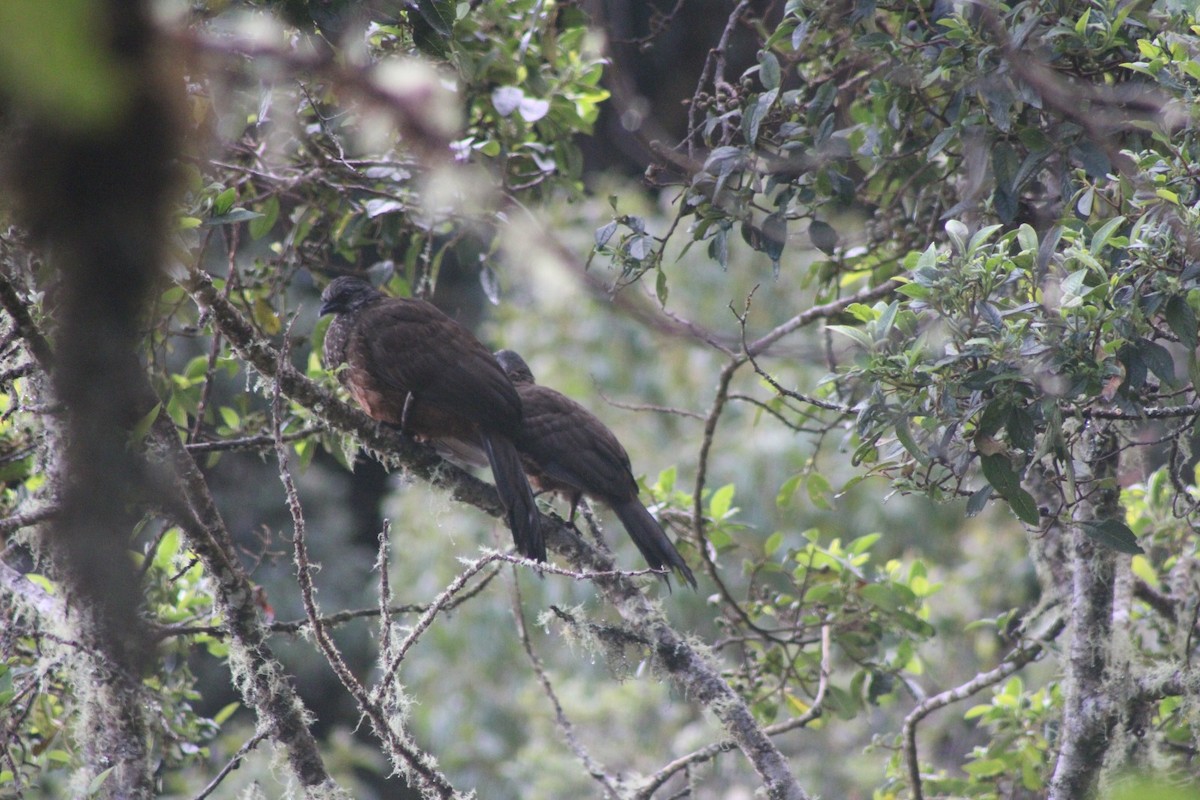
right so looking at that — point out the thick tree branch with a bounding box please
[149,417,339,793]
[1047,427,1123,799]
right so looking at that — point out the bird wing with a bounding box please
[517,384,639,500]
[355,300,522,430]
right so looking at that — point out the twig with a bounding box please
[901,616,1066,800]
[0,507,56,536]
[272,339,459,798]
[191,728,270,800]
[511,573,623,797]
[685,0,753,158]
[184,426,322,453]
[377,520,393,659]
[372,552,510,700]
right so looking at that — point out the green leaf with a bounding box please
[1165,295,1197,351]
[826,325,873,350]
[213,701,240,726]
[709,483,736,519]
[204,208,264,227]
[965,485,991,517]
[1089,215,1126,255]
[218,406,239,429]
[249,195,279,240]
[980,454,1039,525]
[129,403,161,446]
[759,50,782,90]
[213,186,236,216]
[964,758,1009,778]
[764,531,784,556]
[895,418,930,466]
[87,767,114,796]
[1079,519,1144,554]
[860,583,902,612]
[776,473,802,507]
[808,220,838,254]
[806,472,833,510]
[1136,338,1177,387]
[655,267,669,306]
[416,0,455,35]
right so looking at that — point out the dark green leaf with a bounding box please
[1118,343,1147,390]
[1079,519,1144,554]
[978,401,1008,437]
[980,454,1039,525]
[1006,406,1037,453]
[762,212,787,270]
[708,227,729,269]
[808,220,838,254]
[1136,338,1177,387]
[1165,295,1198,351]
[895,418,929,466]
[965,485,992,517]
[416,0,455,36]
[743,89,778,146]
[203,208,264,227]
[1006,487,1040,526]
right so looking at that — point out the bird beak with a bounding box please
[318,299,335,317]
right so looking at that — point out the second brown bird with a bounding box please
[493,350,696,588]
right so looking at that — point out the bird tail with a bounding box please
[481,433,544,562]
[611,498,697,589]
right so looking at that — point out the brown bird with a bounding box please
[319,277,543,561]
[493,349,696,588]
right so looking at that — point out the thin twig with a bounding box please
[272,338,459,799]
[511,572,623,797]
[377,520,393,659]
[191,729,270,800]
[185,426,322,453]
[901,617,1066,800]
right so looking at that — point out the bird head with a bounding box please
[494,349,536,384]
[319,276,380,316]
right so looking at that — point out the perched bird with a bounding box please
[493,349,696,588]
[319,277,544,561]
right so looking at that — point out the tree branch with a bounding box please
[149,417,339,792]
[902,616,1066,800]
[1047,426,1122,799]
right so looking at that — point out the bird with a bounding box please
[318,276,544,561]
[492,349,696,588]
